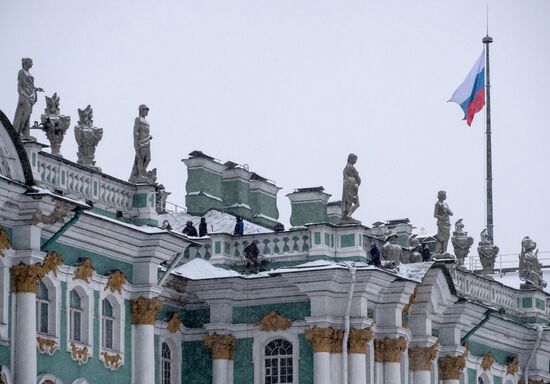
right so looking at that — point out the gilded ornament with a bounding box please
[42,251,63,276]
[330,330,343,353]
[36,336,57,355]
[131,296,163,325]
[506,357,519,376]
[167,313,182,333]
[304,326,334,353]
[409,341,439,371]
[481,352,495,371]
[11,263,46,293]
[438,346,468,380]
[70,342,89,365]
[0,225,11,257]
[348,328,373,354]
[528,380,546,384]
[105,270,127,294]
[101,351,122,370]
[203,334,236,360]
[257,311,292,332]
[73,259,94,283]
[374,336,407,363]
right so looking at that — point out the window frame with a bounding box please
[253,330,299,384]
[65,282,94,355]
[36,280,50,334]
[264,338,294,384]
[157,336,181,384]
[99,292,125,369]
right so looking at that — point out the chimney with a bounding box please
[287,187,331,227]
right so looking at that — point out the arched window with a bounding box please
[161,342,171,384]
[69,290,82,342]
[265,339,293,384]
[102,299,114,350]
[36,280,49,334]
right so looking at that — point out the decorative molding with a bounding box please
[257,311,292,332]
[105,270,126,294]
[11,263,46,293]
[73,259,94,283]
[438,345,468,380]
[0,225,11,257]
[167,313,182,333]
[374,337,407,363]
[330,330,343,353]
[42,251,63,276]
[349,328,373,354]
[409,342,439,371]
[402,285,418,327]
[101,351,122,371]
[304,326,334,353]
[481,352,495,371]
[131,296,163,325]
[528,380,547,384]
[31,200,73,225]
[36,336,57,355]
[70,342,89,365]
[506,357,519,376]
[203,334,236,360]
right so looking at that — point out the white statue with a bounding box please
[341,153,361,222]
[519,236,546,289]
[13,58,43,140]
[434,190,453,254]
[129,104,156,184]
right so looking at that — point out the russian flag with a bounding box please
[449,50,486,126]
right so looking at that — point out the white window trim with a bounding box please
[37,373,65,383]
[98,292,125,368]
[158,333,182,384]
[0,257,9,341]
[65,281,94,356]
[252,330,299,384]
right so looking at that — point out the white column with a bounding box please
[374,337,407,384]
[349,353,367,384]
[442,380,460,384]
[413,370,431,383]
[203,334,235,384]
[212,359,229,384]
[384,362,401,384]
[330,352,342,384]
[313,352,331,384]
[409,343,438,384]
[133,324,155,384]
[14,293,37,384]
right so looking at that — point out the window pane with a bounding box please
[103,299,113,317]
[265,339,293,384]
[70,290,81,309]
[37,281,48,300]
[40,302,48,333]
[72,311,82,341]
[104,318,113,349]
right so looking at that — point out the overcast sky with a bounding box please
[1,0,549,264]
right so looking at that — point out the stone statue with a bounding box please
[433,190,453,254]
[408,234,422,263]
[341,153,361,223]
[519,236,546,289]
[477,228,499,276]
[13,58,43,140]
[74,105,103,171]
[129,104,156,184]
[451,219,473,268]
[382,232,402,265]
[40,93,71,157]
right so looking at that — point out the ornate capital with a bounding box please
[131,296,163,325]
[105,270,127,294]
[42,251,63,276]
[409,342,439,371]
[438,347,468,380]
[506,357,519,376]
[36,336,57,355]
[0,225,12,257]
[167,313,182,333]
[304,326,334,353]
[73,259,94,283]
[481,352,495,371]
[528,380,547,384]
[349,328,373,354]
[374,337,407,363]
[257,311,292,332]
[203,334,236,360]
[101,351,123,371]
[330,330,343,353]
[11,263,46,293]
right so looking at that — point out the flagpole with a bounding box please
[483,34,494,243]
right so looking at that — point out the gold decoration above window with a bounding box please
[105,270,127,294]
[101,351,123,371]
[36,336,57,355]
[70,342,89,365]
[0,225,11,257]
[73,259,94,283]
[42,251,63,276]
[481,352,495,371]
[167,313,182,333]
[257,311,292,332]
[506,357,519,376]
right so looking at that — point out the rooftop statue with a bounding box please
[433,190,453,254]
[519,236,547,290]
[341,153,361,223]
[382,232,402,266]
[451,218,473,269]
[13,58,43,140]
[40,93,71,157]
[74,105,103,171]
[129,104,156,184]
[409,234,422,263]
[477,228,499,276]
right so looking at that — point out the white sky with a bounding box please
[1,0,549,262]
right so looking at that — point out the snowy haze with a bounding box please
[1,0,549,261]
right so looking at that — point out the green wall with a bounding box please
[182,340,212,384]
[232,301,311,324]
[299,334,313,384]
[233,338,253,384]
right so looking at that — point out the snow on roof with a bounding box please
[491,268,550,294]
[159,210,271,235]
[172,258,241,279]
[397,262,434,282]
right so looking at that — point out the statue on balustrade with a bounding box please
[129,104,156,184]
[382,232,402,266]
[434,190,453,254]
[40,93,71,157]
[519,236,547,290]
[451,219,474,268]
[74,105,103,171]
[341,153,361,223]
[408,234,422,263]
[13,58,43,140]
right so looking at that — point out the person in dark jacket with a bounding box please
[420,243,432,262]
[369,243,382,267]
[234,216,244,236]
[182,221,198,237]
[199,217,208,237]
